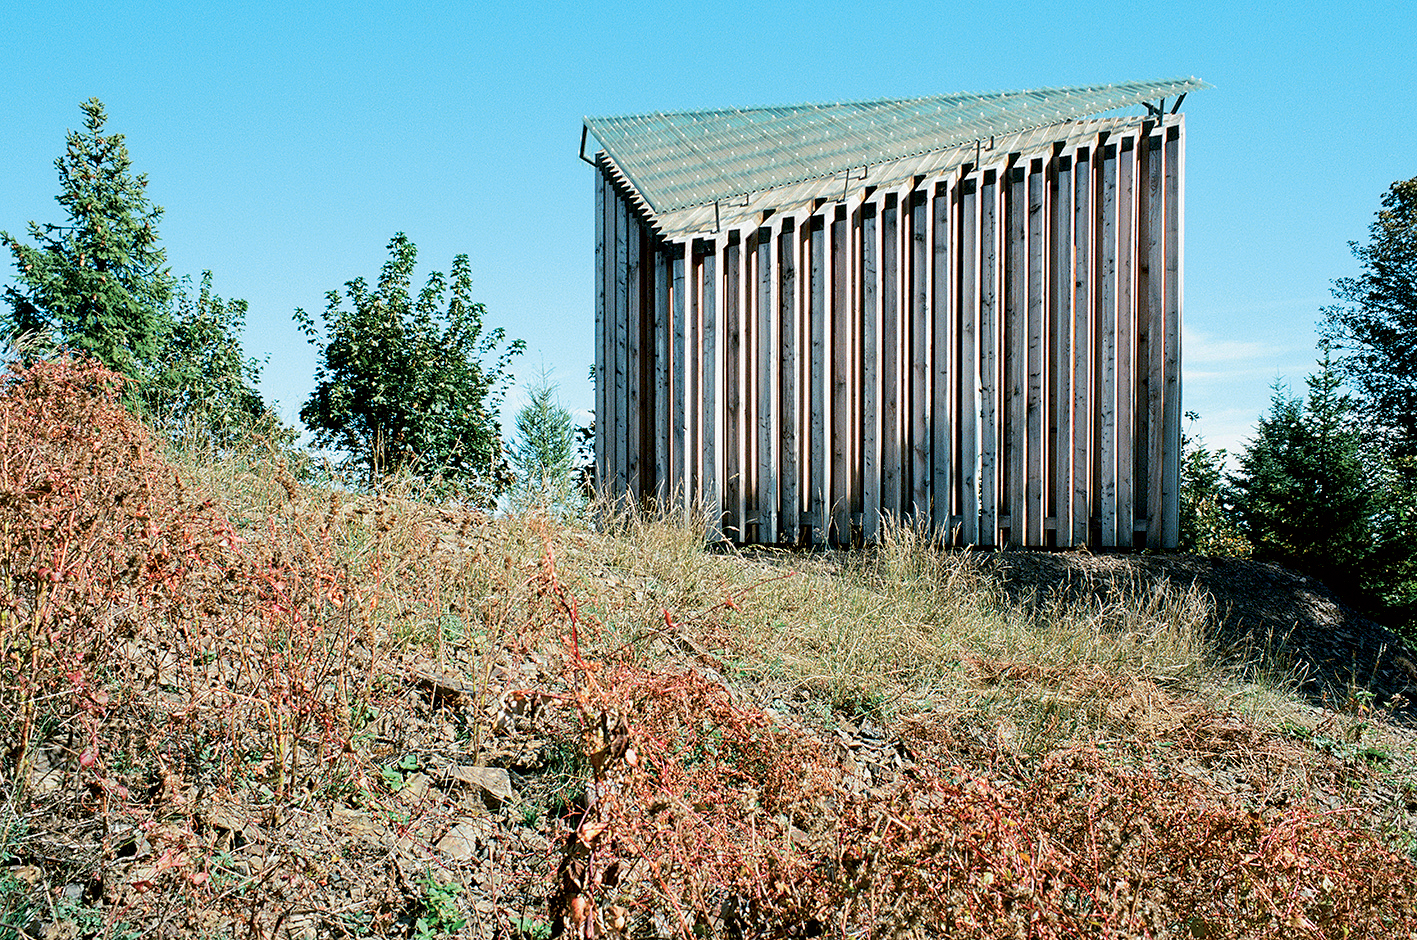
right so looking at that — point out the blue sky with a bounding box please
[3,1,1414,457]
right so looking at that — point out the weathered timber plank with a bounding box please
[671,246,687,512]
[808,215,827,544]
[1162,123,1183,549]
[723,236,742,541]
[1145,131,1165,549]
[780,222,801,541]
[1072,146,1092,546]
[626,211,642,501]
[931,182,954,534]
[881,195,902,519]
[686,242,701,514]
[832,209,851,543]
[614,192,629,502]
[653,248,670,501]
[1026,160,1047,547]
[1116,137,1136,546]
[1098,143,1119,547]
[1050,154,1073,545]
[757,226,778,543]
[594,169,607,495]
[910,190,930,521]
[980,169,1001,547]
[702,240,721,540]
[1005,164,1027,546]
[959,177,980,546]
[862,204,882,541]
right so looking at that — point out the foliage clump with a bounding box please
[296,233,524,502]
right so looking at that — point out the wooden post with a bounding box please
[1071,146,1092,546]
[862,203,882,541]
[757,226,779,543]
[808,214,828,544]
[959,176,980,546]
[1097,143,1119,547]
[1145,130,1165,549]
[780,221,801,542]
[724,236,742,541]
[979,169,1001,547]
[1162,122,1184,549]
[686,242,701,515]
[910,190,930,522]
[702,239,721,540]
[881,195,902,520]
[1117,137,1136,546]
[832,208,852,543]
[613,193,629,502]
[1050,153,1073,546]
[1026,160,1047,547]
[1005,163,1027,546]
[931,182,954,535]
[626,211,642,502]
[594,169,607,496]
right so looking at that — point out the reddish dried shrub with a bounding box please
[0,358,360,917]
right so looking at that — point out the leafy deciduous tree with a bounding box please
[2,98,174,377]
[142,271,278,449]
[1179,412,1249,557]
[295,234,524,501]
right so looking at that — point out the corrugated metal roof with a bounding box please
[585,78,1208,216]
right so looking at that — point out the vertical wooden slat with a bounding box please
[723,236,742,541]
[1071,147,1092,546]
[808,214,828,544]
[959,177,980,546]
[831,209,851,542]
[1026,160,1047,547]
[910,190,930,521]
[613,193,629,502]
[1005,164,1027,546]
[1050,154,1073,545]
[653,248,670,502]
[626,212,642,501]
[1116,137,1136,546]
[931,182,954,534]
[1097,143,1119,547]
[686,242,701,513]
[702,240,721,540]
[757,227,779,543]
[862,204,882,540]
[979,169,1001,547]
[1145,130,1165,549]
[881,196,902,518]
[1162,122,1184,549]
[780,222,800,541]
[594,169,607,496]
[671,246,687,512]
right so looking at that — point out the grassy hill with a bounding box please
[2,359,1416,939]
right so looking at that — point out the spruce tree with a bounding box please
[2,98,174,377]
[1322,177,1417,456]
[1229,351,1375,585]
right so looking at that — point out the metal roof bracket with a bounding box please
[1169,93,1187,114]
[840,165,869,202]
[578,125,596,166]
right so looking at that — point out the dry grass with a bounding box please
[2,359,1416,940]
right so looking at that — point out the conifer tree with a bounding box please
[1228,351,1374,585]
[2,98,173,377]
